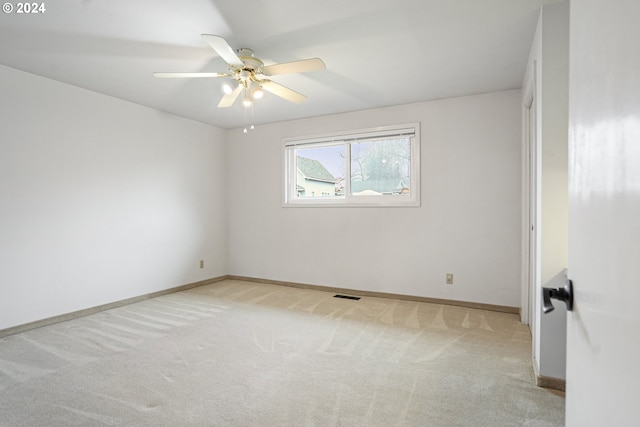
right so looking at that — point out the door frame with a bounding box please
[521,64,539,349]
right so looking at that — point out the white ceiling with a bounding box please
[0,0,559,130]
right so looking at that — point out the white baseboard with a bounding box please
[532,358,566,392]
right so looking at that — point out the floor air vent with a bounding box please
[334,294,361,300]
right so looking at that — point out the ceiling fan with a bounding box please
[154,34,326,108]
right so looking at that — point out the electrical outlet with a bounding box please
[446,273,454,285]
[199,260,204,269]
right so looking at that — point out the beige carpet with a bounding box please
[0,279,564,426]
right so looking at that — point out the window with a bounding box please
[284,123,420,206]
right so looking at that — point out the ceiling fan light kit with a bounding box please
[252,86,264,99]
[153,34,326,132]
[222,81,236,95]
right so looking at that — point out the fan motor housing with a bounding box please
[236,48,264,72]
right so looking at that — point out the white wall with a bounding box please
[0,65,227,330]
[539,1,569,381]
[540,2,570,286]
[522,1,569,380]
[227,90,522,307]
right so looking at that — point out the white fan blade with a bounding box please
[201,34,243,68]
[153,72,229,78]
[217,85,242,108]
[262,58,325,76]
[261,80,307,103]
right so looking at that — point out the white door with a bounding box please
[566,0,640,425]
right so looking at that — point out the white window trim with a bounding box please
[283,123,420,207]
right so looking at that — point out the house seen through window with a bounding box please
[284,123,420,206]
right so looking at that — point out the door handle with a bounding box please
[542,279,573,313]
